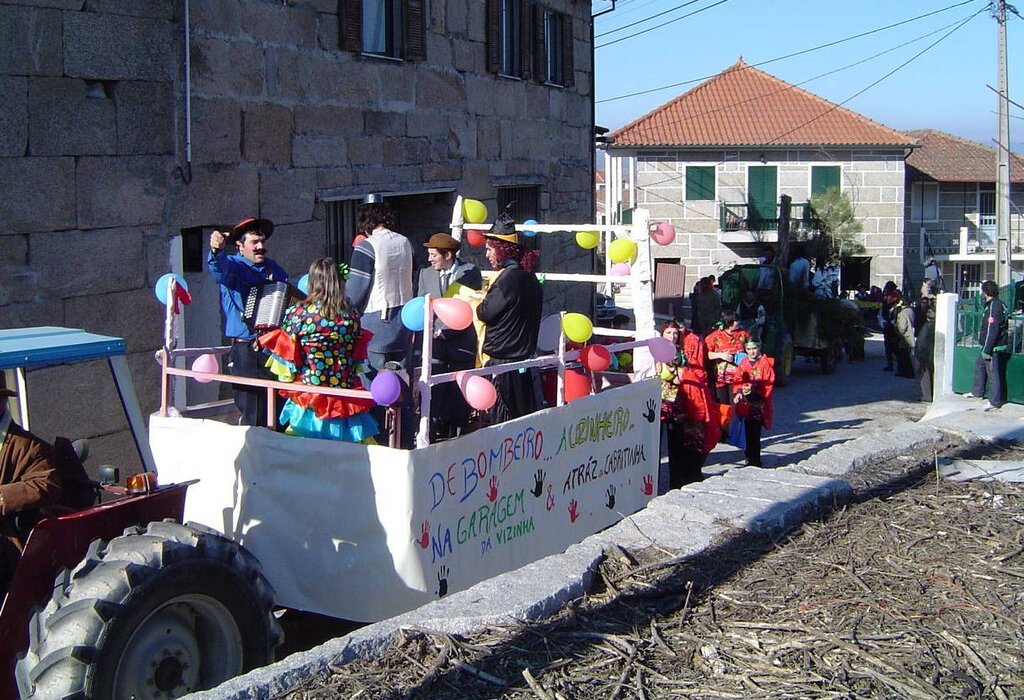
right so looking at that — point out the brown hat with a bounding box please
[423,232,461,251]
[228,217,274,244]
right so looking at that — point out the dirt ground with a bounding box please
[281,444,1024,699]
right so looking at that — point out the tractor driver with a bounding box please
[0,388,62,599]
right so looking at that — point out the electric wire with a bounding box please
[596,0,732,49]
[597,0,983,101]
[596,0,706,38]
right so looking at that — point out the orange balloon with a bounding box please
[353,234,366,247]
[581,345,611,372]
[564,368,591,402]
[466,229,486,247]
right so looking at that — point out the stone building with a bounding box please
[0,0,595,470]
[602,59,914,293]
[903,128,1024,297]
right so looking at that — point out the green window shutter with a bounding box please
[747,166,777,219]
[686,166,715,201]
[811,166,841,196]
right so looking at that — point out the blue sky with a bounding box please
[594,0,1023,148]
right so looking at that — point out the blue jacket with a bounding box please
[208,251,288,340]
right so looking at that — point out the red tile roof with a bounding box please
[610,59,915,149]
[903,128,1024,183]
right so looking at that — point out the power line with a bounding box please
[596,0,732,49]
[597,0,706,38]
[597,0,982,102]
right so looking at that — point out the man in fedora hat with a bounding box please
[208,217,289,426]
[1,388,62,597]
[476,210,544,423]
[417,232,482,439]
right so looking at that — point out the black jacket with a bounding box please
[980,296,1008,354]
[477,263,543,361]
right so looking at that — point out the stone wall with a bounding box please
[623,149,906,290]
[0,0,595,472]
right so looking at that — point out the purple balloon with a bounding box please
[370,370,402,405]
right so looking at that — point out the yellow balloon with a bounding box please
[609,238,638,264]
[463,198,488,224]
[562,313,593,343]
[575,230,599,250]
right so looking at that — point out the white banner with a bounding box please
[151,378,660,622]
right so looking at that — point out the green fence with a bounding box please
[952,283,1024,403]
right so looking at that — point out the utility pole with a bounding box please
[994,0,1013,287]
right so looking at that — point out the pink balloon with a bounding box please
[462,375,497,411]
[651,222,675,246]
[610,263,631,276]
[648,337,677,363]
[191,353,219,383]
[432,297,473,331]
[581,345,612,372]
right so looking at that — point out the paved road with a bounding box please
[704,332,926,474]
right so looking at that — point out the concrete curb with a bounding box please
[187,400,1018,700]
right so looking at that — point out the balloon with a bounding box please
[466,229,486,247]
[564,368,591,403]
[537,314,563,353]
[370,370,403,405]
[462,374,497,411]
[154,273,188,305]
[651,222,675,246]
[609,238,638,264]
[581,345,611,372]
[562,313,593,344]
[191,353,219,383]
[297,274,309,295]
[432,297,473,331]
[575,230,599,250]
[522,219,538,238]
[463,198,488,224]
[648,337,677,363]
[353,234,367,247]
[610,263,631,276]
[618,351,633,372]
[400,296,427,332]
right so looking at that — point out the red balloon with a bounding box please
[353,234,367,247]
[564,368,591,403]
[466,229,486,247]
[580,344,611,372]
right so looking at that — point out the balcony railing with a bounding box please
[719,201,822,235]
[918,221,1024,260]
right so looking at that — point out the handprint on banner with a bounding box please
[530,469,545,498]
[568,499,579,523]
[643,398,657,423]
[605,484,616,510]
[546,484,555,511]
[642,474,654,496]
[487,475,499,502]
[417,520,430,549]
[436,566,449,598]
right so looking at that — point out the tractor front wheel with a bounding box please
[17,521,282,700]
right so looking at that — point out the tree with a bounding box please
[801,187,864,265]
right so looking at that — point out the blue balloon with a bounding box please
[523,219,538,238]
[400,296,427,332]
[155,273,188,305]
[297,274,309,295]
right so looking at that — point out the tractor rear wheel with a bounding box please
[17,521,282,700]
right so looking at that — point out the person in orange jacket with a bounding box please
[732,339,775,468]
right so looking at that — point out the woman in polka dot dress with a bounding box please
[260,258,379,442]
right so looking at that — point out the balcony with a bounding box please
[918,222,1024,261]
[718,201,822,243]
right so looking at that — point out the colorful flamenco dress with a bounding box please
[258,301,378,443]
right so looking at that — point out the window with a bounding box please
[486,2,572,87]
[498,185,540,249]
[910,182,939,221]
[339,0,425,61]
[488,0,529,78]
[685,166,715,201]
[811,166,841,197]
[325,200,359,264]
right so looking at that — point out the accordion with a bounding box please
[242,281,289,331]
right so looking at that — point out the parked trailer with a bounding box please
[6,209,666,699]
